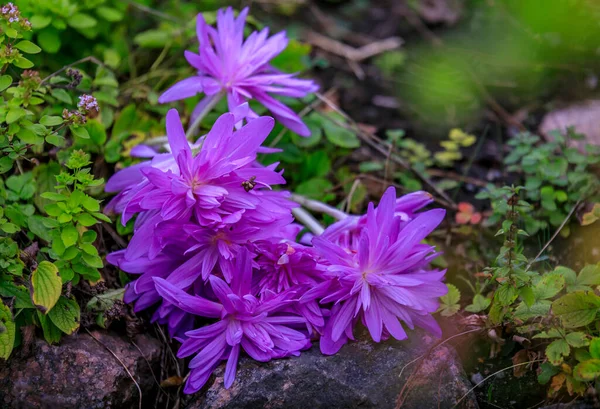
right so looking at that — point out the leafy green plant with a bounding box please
[477,129,600,236]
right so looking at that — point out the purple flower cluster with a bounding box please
[158,7,318,136]
[106,6,447,395]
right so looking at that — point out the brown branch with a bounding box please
[304,31,403,62]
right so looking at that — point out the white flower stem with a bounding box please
[290,193,349,220]
[185,92,224,139]
[292,207,325,236]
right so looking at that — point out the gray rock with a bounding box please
[187,327,478,409]
[0,330,162,409]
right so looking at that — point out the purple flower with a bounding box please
[105,109,290,227]
[153,249,311,393]
[77,94,98,113]
[158,7,318,136]
[307,187,447,355]
[253,240,324,294]
[322,190,434,248]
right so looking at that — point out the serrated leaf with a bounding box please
[574,359,600,382]
[30,261,62,314]
[496,284,518,306]
[533,272,565,300]
[546,339,570,366]
[566,332,589,348]
[439,283,460,316]
[552,291,600,328]
[465,294,491,313]
[0,302,15,359]
[48,296,80,334]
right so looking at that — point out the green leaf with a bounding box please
[48,297,80,334]
[40,115,63,126]
[323,120,360,149]
[537,362,559,385]
[439,284,460,316]
[576,264,600,288]
[290,114,322,148]
[27,215,51,242]
[70,125,89,139]
[40,192,67,201]
[68,13,97,30]
[546,338,570,366]
[0,302,15,359]
[513,300,551,321]
[552,291,600,328]
[14,40,41,54]
[50,88,72,104]
[96,6,124,22]
[30,261,62,314]
[81,253,103,269]
[6,107,25,123]
[296,178,335,202]
[86,120,107,145]
[4,27,17,38]
[0,75,12,92]
[465,294,491,313]
[77,213,98,227]
[37,311,62,344]
[13,57,34,69]
[37,27,61,53]
[61,224,79,248]
[533,272,565,300]
[496,284,518,306]
[1,223,19,234]
[30,15,52,29]
[520,286,535,307]
[80,195,100,212]
[566,332,589,348]
[80,243,98,256]
[574,359,600,382]
[0,282,33,309]
[590,338,600,359]
[133,29,170,48]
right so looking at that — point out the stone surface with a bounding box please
[187,327,478,409]
[0,330,162,409]
[539,99,600,150]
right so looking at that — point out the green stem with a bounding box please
[185,92,224,139]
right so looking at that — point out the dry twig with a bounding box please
[305,31,403,62]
